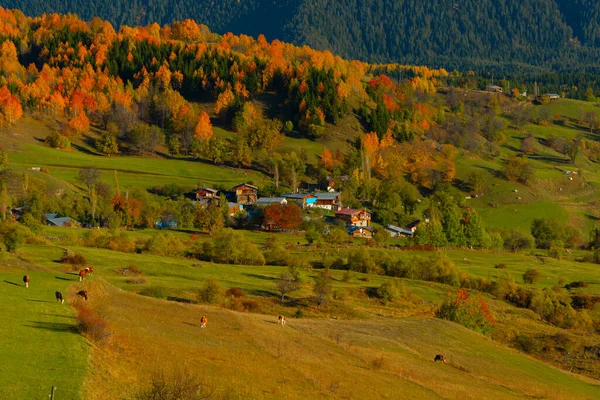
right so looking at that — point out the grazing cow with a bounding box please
[76,290,88,301]
[55,291,64,304]
[84,266,94,275]
[23,275,30,288]
[78,270,87,282]
[434,354,446,363]
[200,316,208,328]
[277,315,286,325]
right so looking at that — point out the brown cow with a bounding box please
[277,315,286,326]
[55,291,64,304]
[200,316,208,328]
[76,290,88,301]
[434,354,446,363]
[84,266,94,275]
[23,275,30,288]
[78,270,87,282]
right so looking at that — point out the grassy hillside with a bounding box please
[59,279,600,399]
[0,256,88,400]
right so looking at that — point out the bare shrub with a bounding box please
[137,368,216,400]
[242,299,259,312]
[225,287,245,298]
[117,264,144,276]
[370,356,388,370]
[126,278,148,285]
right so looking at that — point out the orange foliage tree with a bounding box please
[194,111,213,141]
[68,112,90,135]
[0,86,22,124]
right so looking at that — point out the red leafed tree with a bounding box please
[263,204,302,231]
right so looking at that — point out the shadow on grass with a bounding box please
[25,321,78,334]
[55,276,72,281]
[182,322,197,327]
[246,289,278,299]
[26,299,54,303]
[38,313,75,319]
[242,273,277,281]
[3,280,21,286]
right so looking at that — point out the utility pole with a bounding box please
[50,386,56,400]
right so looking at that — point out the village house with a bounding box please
[486,85,503,93]
[228,202,243,217]
[256,197,288,206]
[348,225,373,238]
[195,187,219,202]
[335,208,371,227]
[232,183,258,205]
[546,93,560,100]
[406,220,422,233]
[323,175,350,192]
[385,224,414,238]
[313,192,341,211]
[283,193,317,209]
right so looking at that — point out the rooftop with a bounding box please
[233,183,258,190]
[335,208,367,216]
[313,192,340,200]
[386,225,414,235]
[283,193,316,200]
[257,197,286,205]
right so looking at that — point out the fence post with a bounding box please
[50,386,56,400]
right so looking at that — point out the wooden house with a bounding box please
[347,226,373,238]
[228,202,244,217]
[486,85,503,93]
[335,208,371,227]
[313,192,341,211]
[232,183,258,205]
[195,187,218,201]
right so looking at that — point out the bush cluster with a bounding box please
[145,233,186,257]
[436,288,495,335]
[82,230,136,253]
[189,229,265,266]
[60,249,87,266]
[75,305,111,343]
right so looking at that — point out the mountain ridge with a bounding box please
[4,0,600,72]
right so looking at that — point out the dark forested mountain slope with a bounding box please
[4,0,600,72]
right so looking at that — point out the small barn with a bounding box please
[385,225,414,238]
[44,214,79,227]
